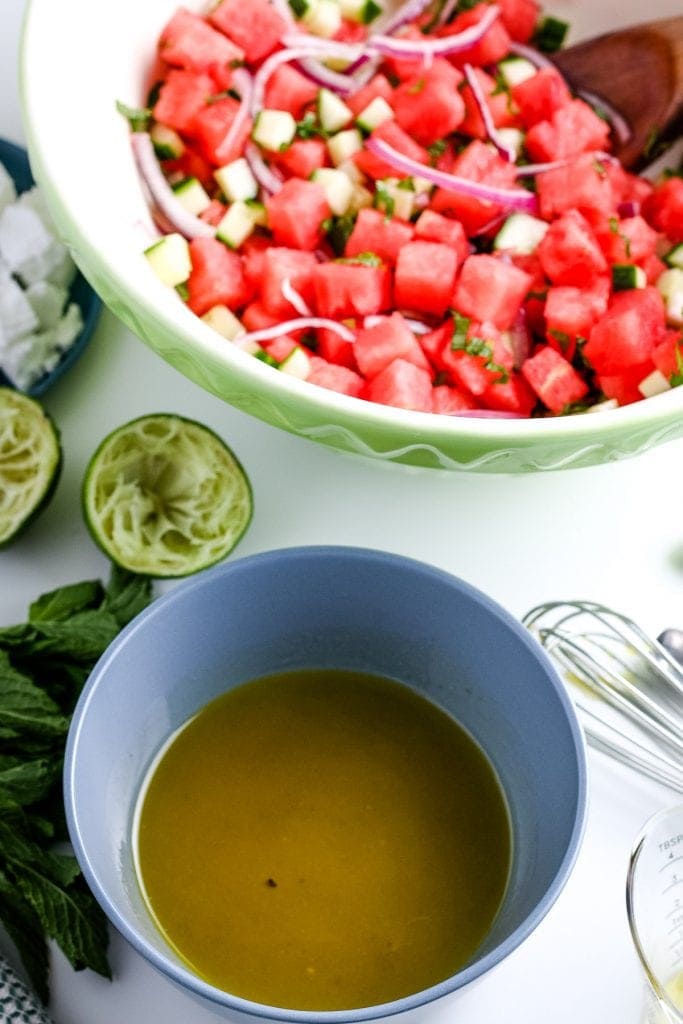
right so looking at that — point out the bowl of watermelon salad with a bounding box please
[21,0,683,472]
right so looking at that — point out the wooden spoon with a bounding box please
[552,15,683,169]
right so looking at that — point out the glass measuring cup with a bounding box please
[627,805,683,1024]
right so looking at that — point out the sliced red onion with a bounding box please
[435,0,460,28]
[215,68,253,166]
[576,88,632,146]
[244,142,284,195]
[514,151,618,178]
[457,409,526,418]
[253,43,363,113]
[295,59,358,95]
[367,4,499,59]
[617,200,641,218]
[507,40,556,71]
[363,314,432,334]
[463,63,515,162]
[282,277,313,316]
[270,0,295,24]
[365,136,538,212]
[507,308,531,369]
[131,132,214,239]
[380,0,438,36]
[234,317,356,350]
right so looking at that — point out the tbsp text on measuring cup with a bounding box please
[627,805,683,1024]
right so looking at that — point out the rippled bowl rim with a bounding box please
[18,0,683,471]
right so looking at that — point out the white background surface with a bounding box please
[2,1,683,1021]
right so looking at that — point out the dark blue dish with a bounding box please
[0,137,101,397]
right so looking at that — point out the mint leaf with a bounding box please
[0,867,50,1003]
[103,567,153,627]
[29,581,104,625]
[0,653,68,741]
[0,756,58,808]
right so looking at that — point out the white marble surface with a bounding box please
[2,2,683,1021]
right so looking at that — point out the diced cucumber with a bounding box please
[638,368,671,399]
[612,264,646,291]
[496,127,525,161]
[201,304,251,344]
[279,345,312,378]
[302,0,342,37]
[356,96,394,134]
[318,89,353,133]
[144,233,191,287]
[216,202,260,249]
[336,159,365,185]
[214,158,258,202]
[349,183,374,213]
[497,57,537,88]
[311,168,354,215]
[664,243,683,270]
[375,179,414,221]
[412,175,434,195]
[327,128,364,167]
[533,15,569,53]
[245,200,268,227]
[252,109,297,151]
[494,213,549,255]
[150,123,185,161]
[340,0,382,22]
[656,268,683,326]
[172,176,212,216]
[289,0,310,15]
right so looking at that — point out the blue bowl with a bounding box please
[0,137,101,397]
[65,547,587,1023]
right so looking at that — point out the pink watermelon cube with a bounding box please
[367,359,433,412]
[394,241,459,317]
[453,254,532,330]
[266,180,331,251]
[209,0,287,63]
[354,313,430,379]
[521,345,589,413]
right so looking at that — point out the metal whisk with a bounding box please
[522,601,683,793]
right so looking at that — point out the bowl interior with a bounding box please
[65,547,587,1022]
[19,0,683,471]
[0,137,102,397]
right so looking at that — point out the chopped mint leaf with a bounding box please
[533,15,569,53]
[115,100,152,132]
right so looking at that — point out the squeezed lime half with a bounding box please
[0,387,62,547]
[82,414,253,577]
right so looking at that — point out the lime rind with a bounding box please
[0,387,61,547]
[82,414,252,577]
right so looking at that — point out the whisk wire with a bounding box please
[523,600,683,794]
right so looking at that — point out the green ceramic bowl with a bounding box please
[19,0,683,472]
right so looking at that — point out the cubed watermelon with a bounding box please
[275,138,328,180]
[525,98,612,163]
[432,384,479,413]
[642,178,683,243]
[346,74,395,117]
[453,254,532,329]
[536,154,615,223]
[653,330,683,382]
[187,236,249,316]
[430,140,519,235]
[153,70,215,135]
[260,247,318,317]
[367,358,433,411]
[345,208,414,265]
[414,210,469,264]
[190,96,253,165]
[317,326,358,370]
[241,235,271,290]
[158,7,244,71]
[481,372,537,414]
[583,287,667,374]
[313,262,392,318]
[354,121,429,180]
[544,278,609,359]
[596,215,659,266]
[496,0,539,41]
[354,313,430,378]
[458,67,519,139]
[307,357,366,398]
[521,345,589,412]
[208,0,287,63]
[392,62,465,146]
[597,360,656,405]
[536,209,608,286]
[264,64,319,119]
[439,3,512,67]
[394,241,459,317]
[266,179,331,251]
[510,67,571,128]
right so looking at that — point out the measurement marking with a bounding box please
[669,937,683,951]
[663,879,683,895]
[668,921,683,935]
[660,856,683,872]
[667,903,682,919]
